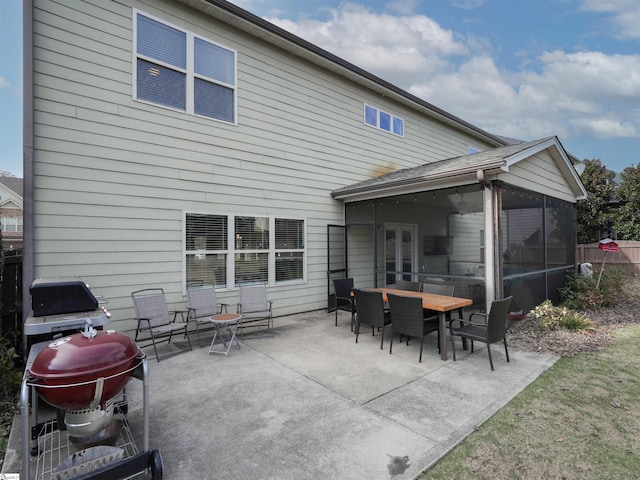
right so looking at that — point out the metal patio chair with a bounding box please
[450,296,513,370]
[353,289,391,349]
[132,288,192,362]
[187,284,228,347]
[333,277,356,330]
[237,284,273,337]
[387,293,439,362]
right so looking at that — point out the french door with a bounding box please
[384,223,417,285]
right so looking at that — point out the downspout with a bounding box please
[22,0,34,326]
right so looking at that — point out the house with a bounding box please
[0,173,23,252]
[22,0,587,330]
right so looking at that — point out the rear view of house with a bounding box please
[22,0,587,330]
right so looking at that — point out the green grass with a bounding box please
[420,324,640,480]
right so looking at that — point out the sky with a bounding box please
[1,0,639,178]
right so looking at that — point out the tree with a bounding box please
[614,164,640,240]
[576,159,616,243]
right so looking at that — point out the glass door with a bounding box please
[384,223,417,285]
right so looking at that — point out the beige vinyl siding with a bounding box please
[449,212,485,276]
[496,151,577,203]
[31,0,496,330]
[347,226,376,289]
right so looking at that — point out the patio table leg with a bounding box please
[209,319,240,357]
[439,311,447,361]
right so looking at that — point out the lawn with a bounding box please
[420,280,640,480]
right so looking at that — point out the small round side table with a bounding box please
[208,313,241,357]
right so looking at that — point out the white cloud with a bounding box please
[0,76,10,89]
[580,0,640,39]
[386,0,418,15]
[452,0,485,10]
[266,3,470,87]
[262,2,640,143]
[571,117,637,138]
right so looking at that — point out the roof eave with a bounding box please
[331,162,505,200]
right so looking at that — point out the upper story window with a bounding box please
[364,104,404,137]
[134,11,237,124]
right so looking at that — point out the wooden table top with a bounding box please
[363,287,472,312]
[210,313,241,323]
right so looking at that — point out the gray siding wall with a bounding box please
[31,0,495,330]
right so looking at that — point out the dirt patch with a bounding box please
[507,282,640,357]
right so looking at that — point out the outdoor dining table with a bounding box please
[364,288,473,361]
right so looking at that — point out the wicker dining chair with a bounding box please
[450,296,513,370]
[394,279,421,291]
[387,293,439,362]
[353,289,391,349]
[333,278,356,331]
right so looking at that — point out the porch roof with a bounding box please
[331,137,588,201]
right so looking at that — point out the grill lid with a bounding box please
[30,278,99,317]
[29,327,139,410]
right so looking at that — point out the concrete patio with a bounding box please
[4,310,557,480]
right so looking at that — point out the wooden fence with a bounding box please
[1,250,23,354]
[577,241,640,276]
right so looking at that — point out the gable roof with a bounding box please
[331,137,588,201]
[0,175,23,198]
[0,176,23,211]
[181,0,506,148]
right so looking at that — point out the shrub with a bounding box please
[560,268,626,310]
[529,300,595,332]
[0,334,21,401]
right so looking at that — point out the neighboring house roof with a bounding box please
[0,176,23,198]
[184,0,507,148]
[331,137,588,201]
[0,175,23,208]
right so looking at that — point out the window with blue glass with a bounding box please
[363,104,404,137]
[365,105,377,127]
[134,11,236,123]
[392,117,404,136]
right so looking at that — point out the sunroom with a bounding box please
[330,137,588,312]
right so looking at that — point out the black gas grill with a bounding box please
[23,277,111,355]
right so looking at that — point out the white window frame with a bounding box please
[183,212,307,292]
[0,216,23,232]
[363,103,404,137]
[133,9,238,125]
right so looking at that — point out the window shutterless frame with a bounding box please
[363,103,404,137]
[183,212,306,292]
[132,9,238,125]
